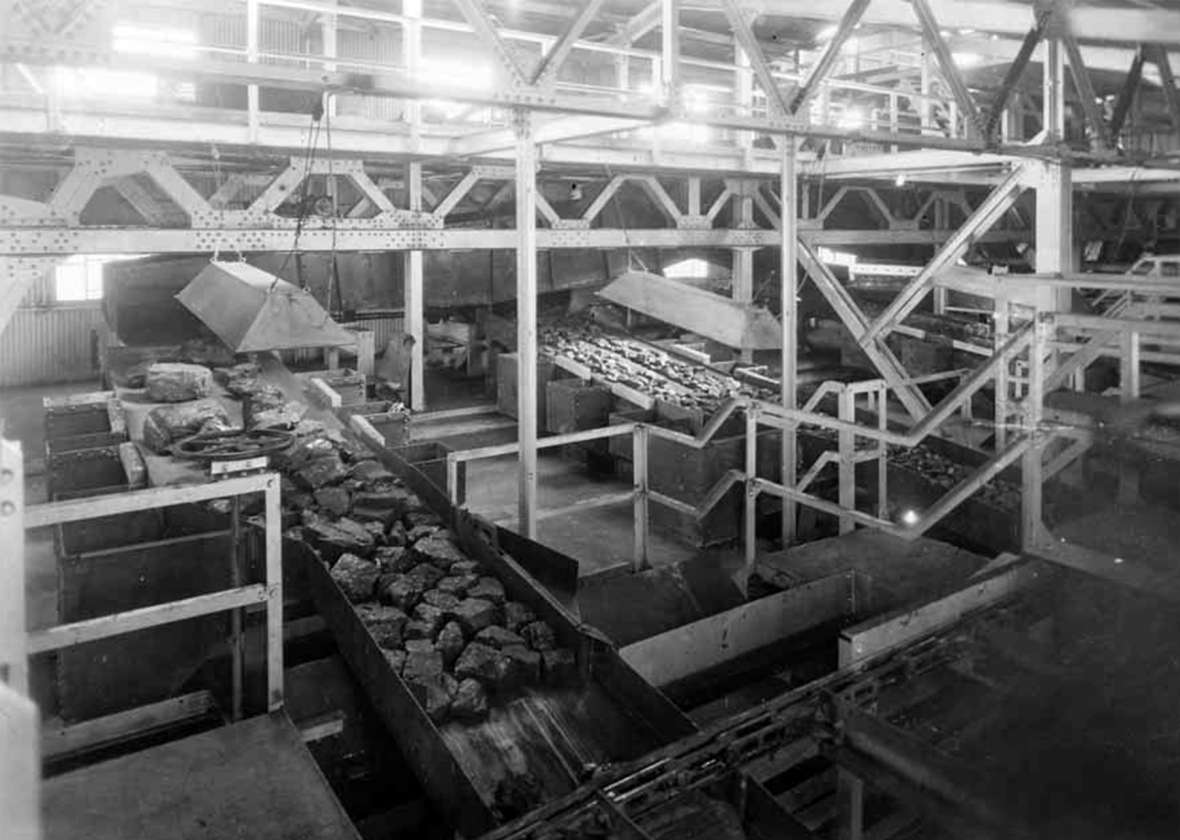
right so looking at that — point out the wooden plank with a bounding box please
[621,572,857,687]
[838,562,1043,666]
[42,711,360,840]
[28,584,268,655]
[42,691,217,759]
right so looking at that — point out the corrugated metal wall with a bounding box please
[0,305,106,387]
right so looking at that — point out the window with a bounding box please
[1161,261,1180,278]
[1132,260,1156,276]
[54,254,144,302]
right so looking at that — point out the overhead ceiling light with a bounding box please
[837,107,865,130]
[816,24,838,42]
[895,174,907,187]
[112,23,197,60]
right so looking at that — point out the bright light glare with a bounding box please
[683,85,712,115]
[112,23,197,60]
[952,52,984,68]
[837,107,864,130]
[816,25,838,42]
[818,247,857,267]
[665,258,712,279]
[658,121,712,144]
[56,67,158,99]
[895,174,907,187]
[420,59,493,119]
[901,509,920,526]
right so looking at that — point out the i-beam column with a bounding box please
[781,141,799,545]
[405,162,425,411]
[515,114,539,539]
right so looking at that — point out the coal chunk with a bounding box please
[382,574,426,611]
[144,362,214,402]
[382,649,407,674]
[436,574,479,597]
[541,648,577,686]
[374,546,415,574]
[295,453,348,489]
[450,560,482,577]
[407,673,456,724]
[305,517,375,564]
[330,553,379,602]
[475,626,525,650]
[454,642,504,687]
[407,562,445,589]
[520,620,557,651]
[356,604,408,649]
[504,601,537,633]
[499,645,541,689]
[414,535,468,569]
[436,621,466,666]
[403,648,445,684]
[406,510,443,529]
[422,590,461,613]
[349,460,394,483]
[141,399,230,453]
[406,524,440,543]
[451,678,489,722]
[387,521,409,547]
[468,576,506,605]
[350,506,398,528]
[452,598,498,636]
[410,603,447,638]
[313,486,351,517]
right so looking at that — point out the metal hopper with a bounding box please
[176,260,355,353]
[597,270,783,351]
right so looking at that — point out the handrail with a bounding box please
[24,472,285,712]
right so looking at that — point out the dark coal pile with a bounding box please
[540,321,773,412]
[270,427,576,726]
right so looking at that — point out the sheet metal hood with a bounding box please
[597,270,783,351]
[176,261,355,353]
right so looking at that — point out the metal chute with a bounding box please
[597,270,783,351]
[176,261,355,353]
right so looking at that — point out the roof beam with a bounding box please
[608,1,661,46]
[910,0,983,138]
[721,0,791,117]
[1062,30,1112,149]
[450,0,527,87]
[984,12,1051,139]
[748,1,1180,46]
[451,115,643,157]
[1150,45,1180,138]
[788,0,871,115]
[1109,47,1145,139]
[531,0,608,87]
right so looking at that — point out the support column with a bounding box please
[246,0,260,143]
[405,162,425,411]
[515,114,539,539]
[0,438,27,693]
[781,141,799,546]
[1034,34,1074,374]
[403,0,422,146]
[733,186,756,362]
[1021,319,1046,549]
